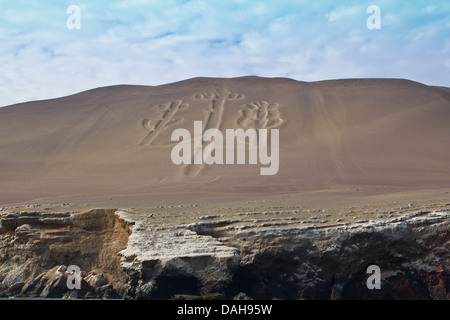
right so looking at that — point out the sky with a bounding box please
[0,0,449,107]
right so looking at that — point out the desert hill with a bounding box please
[0,77,449,205]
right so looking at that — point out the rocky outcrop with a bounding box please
[0,208,130,298]
[116,210,240,299]
[0,203,449,300]
[218,210,450,300]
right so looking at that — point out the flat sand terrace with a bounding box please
[2,187,449,235]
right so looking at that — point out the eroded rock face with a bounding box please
[0,205,449,300]
[114,207,449,300]
[0,209,130,298]
[115,210,240,299]
[227,212,449,300]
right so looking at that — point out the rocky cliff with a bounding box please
[0,201,449,300]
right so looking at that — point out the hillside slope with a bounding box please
[0,77,449,204]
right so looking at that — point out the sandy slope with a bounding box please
[0,77,449,205]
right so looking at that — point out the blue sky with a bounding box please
[0,0,449,107]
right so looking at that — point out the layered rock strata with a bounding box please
[0,204,448,300]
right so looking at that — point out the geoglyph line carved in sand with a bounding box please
[139,100,189,147]
[236,101,284,130]
[195,88,245,132]
[183,88,245,176]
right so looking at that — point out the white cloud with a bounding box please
[326,6,361,22]
[0,0,449,107]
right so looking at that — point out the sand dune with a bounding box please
[0,77,449,205]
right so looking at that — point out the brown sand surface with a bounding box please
[1,77,450,206]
